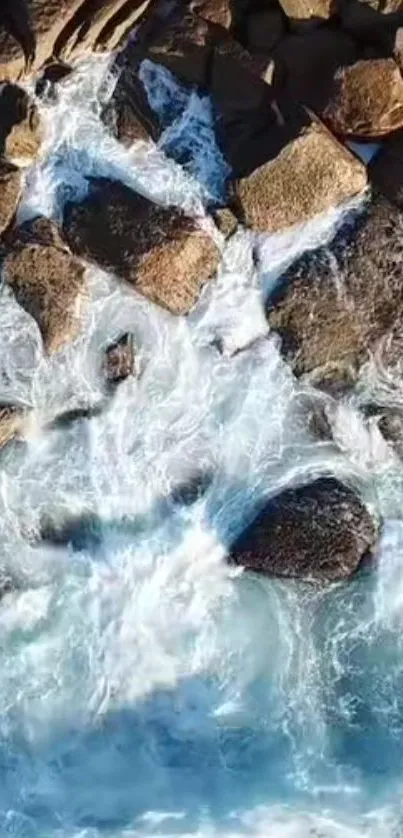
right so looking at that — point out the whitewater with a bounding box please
[0,53,403,838]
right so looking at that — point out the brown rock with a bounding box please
[0,404,27,449]
[0,0,35,79]
[230,477,377,582]
[272,29,358,113]
[105,332,135,384]
[235,117,367,234]
[369,129,403,207]
[213,206,238,237]
[62,178,220,315]
[190,0,233,29]
[276,0,338,27]
[323,59,403,140]
[3,217,87,353]
[101,66,161,146]
[245,8,286,55]
[0,161,22,234]
[266,195,403,387]
[0,83,41,164]
[60,0,154,62]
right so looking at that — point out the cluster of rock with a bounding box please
[3,0,403,585]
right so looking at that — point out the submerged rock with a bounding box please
[0,82,41,164]
[266,194,403,389]
[0,160,22,234]
[235,117,367,234]
[105,332,136,385]
[2,217,87,353]
[322,59,403,140]
[230,477,377,582]
[63,178,220,315]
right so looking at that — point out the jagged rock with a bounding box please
[213,207,238,237]
[35,62,73,100]
[245,9,286,55]
[266,195,403,389]
[190,0,234,29]
[323,59,403,140]
[276,0,338,27]
[235,117,367,234]
[272,29,358,114]
[0,83,41,165]
[369,129,403,208]
[0,0,153,81]
[63,178,220,315]
[101,66,161,146]
[230,477,377,582]
[0,404,27,449]
[2,217,87,353]
[0,161,22,234]
[104,333,135,384]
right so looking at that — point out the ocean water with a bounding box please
[0,55,402,838]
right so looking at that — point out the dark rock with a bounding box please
[230,477,377,582]
[0,82,41,164]
[46,403,105,431]
[378,411,403,458]
[341,0,403,48]
[105,332,135,384]
[190,0,234,29]
[322,59,403,140]
[0,0,35,79]
[272,29,358,114]
[62,178,220,315]
[101,66,161,146]
[2,217,88,353]
[169,471,213,505]
[244,8,286,55]
[235,116,367,233]
[35,61,73,100]
[266,195,403,388]
[369,129,403,207]
[0,160,22,234]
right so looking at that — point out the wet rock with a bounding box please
[276,0,338,27]
[0,0,35,79]
[39,510,103,551]
[369,129,403,208]
[169,471,213,505]
[46,403,105,431]
[2,217,88,353]
[213,206,238,237]
[105,332,136,385]
[230,477,377,582]
[266,195,403,388]
[0,161,22,234]
[63,178,220,315]
[245,9,286,55]
[190,0,234,29]
[35,62,73,101]
[272,29,358,114]
[341,0,403,47]
[322,59,403,140]
[0,404,27,449]
[235,117,367,234]
[377,411,403,459]
[0,83,41,165]
[101,66,161,146]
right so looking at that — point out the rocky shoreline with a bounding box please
[2,0,403,586]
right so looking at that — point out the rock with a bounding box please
[0,161,22,234]
[245,9,286,55]
[235,116,367,234]
[266,195,403,388]
[272,29,358,114]
[0,404,27,449]
[63,178,220,315]
[369,129,403,208]
[104,333,135,384]
[0,83,41,165]
[2,217,88,353]
[213,206,238,237]
[101,66,161,146]
[322,59,403,140]
[377,411,403,459]
[46,403,105,431]
[35,62,73,101]
[190,0,234,29]
[341,0,403,47]
[230,477,377,582]
[39,509,103,550]
[276,0,338,27]
[0,0,154,81]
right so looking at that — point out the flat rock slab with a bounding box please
[235,118,367,234]
[63,178,220,315]
[230,477,377,582]
[3,217,87,353]
[266,194,403,388]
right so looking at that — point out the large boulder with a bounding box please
[0,0,154,81]
[0,82,41,165]
[230,477,377,582]
[62,178,220,315]
[266,195,403,388]
[2,217,87,353]
[322,59,403,140]
[341,0,403,47]
[0,161,22,234]
[235,117,367,234]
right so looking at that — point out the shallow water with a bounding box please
[0,55,403,838]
